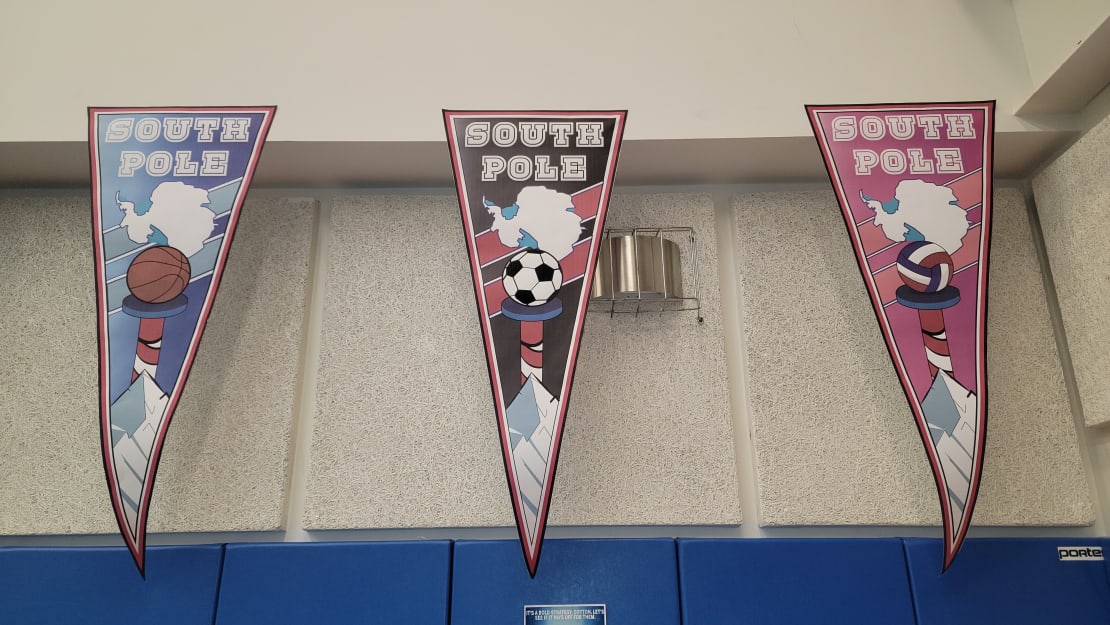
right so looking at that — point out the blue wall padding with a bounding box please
[1104,538,1110,589]
[0,545,224,625]
[213,540,451,625]
[451,538,680,625]
[904,538,1110,624]
[677,538,916,625]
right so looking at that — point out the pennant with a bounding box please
[88,106,276,574]
[806,102,994,570]
[444,111,627,575]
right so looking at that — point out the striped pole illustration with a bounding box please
[919,309,953,378]
[503,300,562,392]
[520,320,544,385]
[132,318,166,381]
[499,247,565,393]
[121,245,193,384]
[121,244,193,381]
[895,241,961,378]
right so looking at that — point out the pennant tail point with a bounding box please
[128,537,146,578]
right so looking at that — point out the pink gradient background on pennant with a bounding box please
[814,106,988,400]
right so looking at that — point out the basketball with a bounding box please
[896,241,954,293]
[126,246,191,304]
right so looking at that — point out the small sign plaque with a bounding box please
[525,604,607,625]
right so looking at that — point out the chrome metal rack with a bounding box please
[587,226,702,322]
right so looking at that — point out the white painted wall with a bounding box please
[0,0,1036,142]
[1013,0,1110,86]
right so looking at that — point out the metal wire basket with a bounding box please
[588,226,702,321]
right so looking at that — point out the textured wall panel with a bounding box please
[1032,114,1110,426]
[147,197,314,531]
[0,196,111,534]
[305,194,505,529]
[305,193,739,529]
[0,196,314,534]
[735,188,1091,526]
[556,193,738,526]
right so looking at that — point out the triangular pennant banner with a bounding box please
[89,106,276,574]
[806,102,995,570]
[444,110,627,575]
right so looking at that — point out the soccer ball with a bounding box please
[503,248,563,306]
